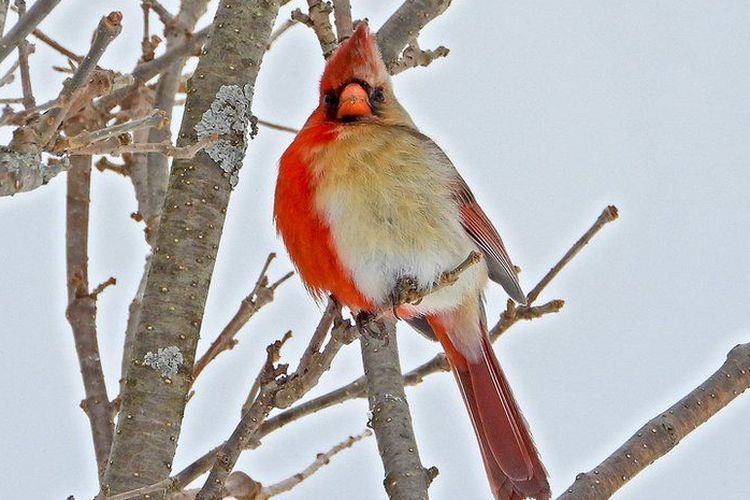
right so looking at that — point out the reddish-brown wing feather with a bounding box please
[453,178,527,303]
[406,130,526,303]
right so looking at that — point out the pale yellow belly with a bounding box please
[311,124,487,311]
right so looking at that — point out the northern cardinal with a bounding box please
[274,24,550,500]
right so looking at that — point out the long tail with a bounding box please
[427,306,550,500]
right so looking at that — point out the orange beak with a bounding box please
[336,83,371,120]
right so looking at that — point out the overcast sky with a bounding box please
[1,1,749,499]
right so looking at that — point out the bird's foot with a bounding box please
[392,276,424,311]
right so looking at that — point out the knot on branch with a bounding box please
[383,468,433,498]
[225,470,262,499]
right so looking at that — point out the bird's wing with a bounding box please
[452,174,526,304]
[409,129,527,304]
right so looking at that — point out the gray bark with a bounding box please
[101,1,281,498]
[360,319,434,500]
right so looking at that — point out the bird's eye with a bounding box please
[371,88,385,104]
[324,93,337,106]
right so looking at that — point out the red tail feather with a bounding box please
[428,315,550,500]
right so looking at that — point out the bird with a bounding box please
[273,23,550,500]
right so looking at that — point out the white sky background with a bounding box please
[1,1,749,499]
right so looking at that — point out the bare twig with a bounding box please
[363,251,481,324]
[240,330,292,416]
[526,205,618,304]
[0,57,18,87]
[0,0,9,37]
[169,472,261,500]
[272,300,356,410]
[10,12,122,151]
[56,110,169,152]
[70,133,217,159]
[300,0,338,58]
[94,157,127,175]
[191,301,357,499]
[97,25,210,113]
[195,335,290,500]
[162,431,371,500]
[65,155,114,482]
[267,17,298,50]
[360,317,435,499]
[390,40,449,75]
[376,0,452,69]
[14,0,35,109]
[259,429,372,498]
[0,0,60,63]
[192,253,293,385]
[257,118,299,134]
[145,0,175,28]
[29,24,82,61]
[132,25,209,83]
[331,0,352,42]
[557,342,750,500]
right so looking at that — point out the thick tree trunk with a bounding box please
[101,1,281,497]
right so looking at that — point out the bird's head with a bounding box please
[318,23,411,126]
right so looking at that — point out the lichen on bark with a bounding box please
[195,83,255,188]
[143,346,184,378]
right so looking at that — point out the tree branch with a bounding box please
[258,429,372,498]
[526,205,618,304]
[101,1,282,497]
[14,0,35,109]
[68,134,217,159]
[0,0,9,37]
[11,11,122,151]
[256,118,298,134]
[194,336,288,500]
[0,0,60,63]
[267,17,298,50]
[376,0,451,69]
[196,300,357,499]
[297,1,337,59]
[65,155,114,482]
[557,342,750,500]
[331,0,352,42]
[55,110,169,152]
[29,23,83,62]
[144,0,175,29]
[360,317,436,499]
[191,253,293,385]
[390,40,449,76]
[96,25,211,114]
[0,13,121,197]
